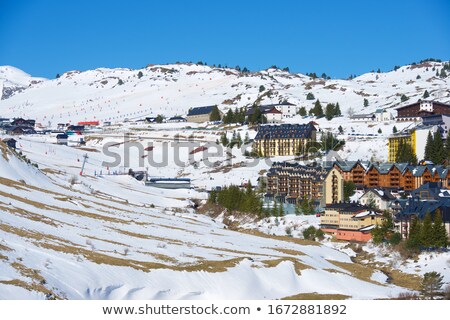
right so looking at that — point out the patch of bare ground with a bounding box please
[326,259,378,285]
[262,257,311,275]
[271,248,305,256]
[282,292,350,300]
[236,229,321,246]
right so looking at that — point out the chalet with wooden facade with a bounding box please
[331,160,450,191]
[396,100,450,122]
[253,122,316,157]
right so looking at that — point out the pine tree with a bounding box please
[325,103,335,120]
[378,128,382,134]
[271,200,278,217]
[432,211,449,247]
[407,216,422,250]
[393,126,398,133]
[440,69,447,78]
[420,212,433,247]
[364,98,369,107]
[209,106,221,121]
[313,100,323,117]
[338,125,344,134]
[334,102,341,116]
[401,94,409,102]
[224,109,234,124]
[423,90,430,99]
[279,201,285,216]
[298,106,307,116]
[306,92,315,100]
[445,131,450,162]
[244,132,250,144]
[424,132,434,161]
[220,133,229,146]
[236,132,242,148]
[259,85,265,92]
[433,131,446,164]
[137,71,143,79]
[421,272,444,299]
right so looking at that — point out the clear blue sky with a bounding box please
[1,0,449,79]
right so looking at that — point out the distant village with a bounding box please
[1,99,450,246]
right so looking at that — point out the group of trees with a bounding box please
[324,102,342,120]
[305,72,331,80]
[395,139,418,164]
[371,212,402,245]
[295,197,315,215]
[223,108,246,124]
[406,212,448,250]
[424,131,447,164]
[219,131,249,148]
[208,183,263,217]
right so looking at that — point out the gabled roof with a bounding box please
[360,188,396,201]
[187,106,216,116]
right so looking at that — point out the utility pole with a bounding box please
[80,153,88,176]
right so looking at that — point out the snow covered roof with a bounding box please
[359,225,376,232]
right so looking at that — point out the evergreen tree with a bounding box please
[445,131,450,162]
[364,98,369,107]
[155,114,165,123]
[334,102,341,116]
[432,211,448,247]
[272,200,278,217]
[56,73,60,79]
[117,79,124,85]
[313,100,323,117]
[244,132,250,144]
[259,85,265,92]
[433,131,446,164]
[378,128,382,134]
[393,126,398,133]
[224,109,234,124]
[440,69,448,78]
[236,132,243,148]
[306,92,315,100]
[424,132,434,161]
[420,212,433,247]
[343,181,356,201]
[325,103,335,120]
[220,133,229,146]
[396,140,418,164]
[421,272,444,299]
[298,106,307,116]
[423,90,430,99]
[407,216,422,250]
[279,201,285,217]
[209,106,221,121]
[137,71,143,79]
[338,125,344,134]
[401,94,409,102]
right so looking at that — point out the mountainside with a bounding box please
[0,139,413,299]
[0,61,449,125]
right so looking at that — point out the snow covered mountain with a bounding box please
[0,61,449,125]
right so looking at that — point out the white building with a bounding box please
[415,124,438,161]
[359,189,396,211]
[374,109,394,122]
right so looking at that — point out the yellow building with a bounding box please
[253,123,316,157]
[388,131,415,162]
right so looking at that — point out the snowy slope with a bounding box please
[0,62,449,126]
[0,138,412,300]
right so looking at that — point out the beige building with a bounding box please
[253,122,316,157]
[322,167,344,205]
[186,105,222,123]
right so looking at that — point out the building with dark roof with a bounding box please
[186,105,222,123]
[396,196,450,239]
[253,122,316,156]
[396,100,450,121]
[167,116,187,123]
[2,138,16,149]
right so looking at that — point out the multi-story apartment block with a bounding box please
[253,122,316,157]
